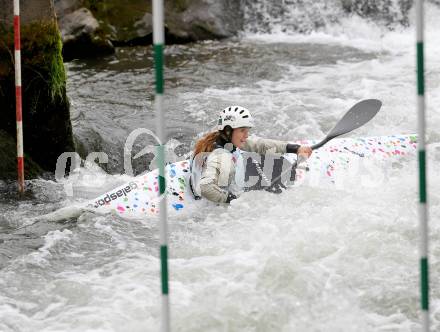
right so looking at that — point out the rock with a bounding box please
[78,0,154,45]
[167,0,244,41]
[54,0,84,17]
[58,7,114,60]
[54,0,243,46]
[0,130,43,180]
[0,0,54,25]
[0,0,76,179]
[60,7,99,41]
[134,12,153,38]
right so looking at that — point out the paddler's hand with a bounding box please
[297,146,312,159]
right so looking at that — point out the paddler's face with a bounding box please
[231,127,249,149]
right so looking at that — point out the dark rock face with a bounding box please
[59,7,115,61]
[82,0,153,45]
[0,0,55,25]
[0,131,43,180]
[60,8,100,40]
[166,0,244,41]
[34,0,420,61]
[54,0,244,59]
[0,0,75,180]
[54,0,84,16]
[134,12,153,38]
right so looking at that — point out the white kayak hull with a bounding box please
[87,134,417,217]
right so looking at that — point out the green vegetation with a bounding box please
[20,20,67,102]
[0,20,66,103]
[0,18,74,176]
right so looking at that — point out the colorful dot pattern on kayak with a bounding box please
[90,135,417,216]
[295,135,417,183]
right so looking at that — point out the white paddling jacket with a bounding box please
[190,136,300,204]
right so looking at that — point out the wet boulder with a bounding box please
[54,0,243,46]
[166,0,244,41]
[71,0,155,46]
[54,0,84,16]
[134,12,153,40]
[59,7,115,60]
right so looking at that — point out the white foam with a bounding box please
[25,229,73,266]
[2,5,440,331]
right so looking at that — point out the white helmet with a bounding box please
[217,106,254,130]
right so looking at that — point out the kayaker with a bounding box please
[190,106,312,203]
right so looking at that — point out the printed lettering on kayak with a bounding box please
[88,181,139,208]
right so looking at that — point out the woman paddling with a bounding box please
[190,106,312,203]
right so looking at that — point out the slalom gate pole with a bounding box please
[152,0,170,331]
[14,0,25,194]
[416,0,429,331]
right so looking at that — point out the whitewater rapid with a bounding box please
[1,3,440,332]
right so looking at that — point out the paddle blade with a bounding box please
[329,99,382,138]
[311,99,382,150]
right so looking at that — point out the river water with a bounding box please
[1,3,440,332]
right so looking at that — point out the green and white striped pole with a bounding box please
[152,0,170,331]
[416,0,429,331]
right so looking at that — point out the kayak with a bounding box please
[87,134,417,217]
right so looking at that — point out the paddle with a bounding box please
[293,98,382,168]
[295,99,382,167]
[250,99,383,189]
[310,99,382,150]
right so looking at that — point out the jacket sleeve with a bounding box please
[199,150,234,203]
[241,136,288,154]
[241,136,301,154]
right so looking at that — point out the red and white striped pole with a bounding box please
[14,0,25,194]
